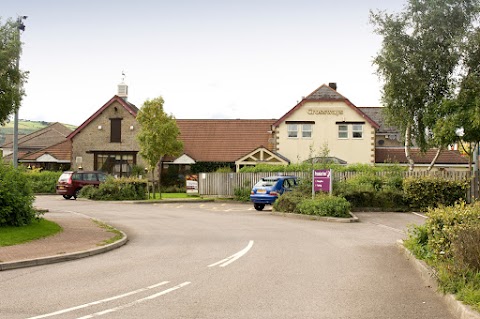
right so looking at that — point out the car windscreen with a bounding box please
[254,179,278,188]
[98,174,107,182]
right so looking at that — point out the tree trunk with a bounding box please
[151,167,156,199]
[427,148,442,172]
[158,156,164,200]
[405,126,415,171]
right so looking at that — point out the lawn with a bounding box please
[0,219,62,247]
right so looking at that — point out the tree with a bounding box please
[136,97,183,199]
[432,28,480,170]
[370,0,480,170]
[0,17,28,125]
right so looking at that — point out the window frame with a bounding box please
[338,125,348,139]
[352,124,363,139]
[110,118,122,143]
[287,124,298,138]
[302,124,312,138]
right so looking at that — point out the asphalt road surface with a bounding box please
[0,196,455,319]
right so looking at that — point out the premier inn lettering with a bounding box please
[307,109,343,116]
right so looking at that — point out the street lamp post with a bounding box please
[12,15,27,168]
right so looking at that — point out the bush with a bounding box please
[297,194,351,218]
[273,191,306,214]
[80,177,147,200]
[24,170,62,193]
[234,181,251,202]
[161,185,186,193]
[404,177,468,210]
[425,202,480,260]
[405,202,480,310]
[0,164,36,226]
[234,187,251,202]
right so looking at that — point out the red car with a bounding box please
[56,171,107,199]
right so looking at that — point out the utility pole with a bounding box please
[12,16,27,168]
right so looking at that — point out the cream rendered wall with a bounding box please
[275,100,375,164]
[71,100,145,170]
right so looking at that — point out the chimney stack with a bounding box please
[328,82,337,91]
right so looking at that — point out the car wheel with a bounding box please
[63,195,72,200]
[73,189,80,199]
[254,203,265,211]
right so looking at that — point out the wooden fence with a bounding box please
[198,171,476,198]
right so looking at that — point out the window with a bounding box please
[302,124,312,138]
[94,152,136,177]
[110,118,122,143]
[338,125,348,139]
[288,124,298,138]
[352,124,363,139]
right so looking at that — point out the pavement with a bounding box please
[0,211,127,271]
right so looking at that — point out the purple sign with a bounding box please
[313,169,332,193]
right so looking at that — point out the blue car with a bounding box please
[250,175,298,211]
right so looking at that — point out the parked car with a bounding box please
[250,175,298,211]
[56,171,107,199]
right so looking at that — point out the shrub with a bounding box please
[0,164,36,226]
[273,191,306,214]
[404,177,468,210]
[234,181,251,202]
[451,224,480,272]
[234,186,251,202]
[80,177,147,200]
[24,170,62,193]
[426,202,480,260]
[161,185,186,193]
[297,194,351,218]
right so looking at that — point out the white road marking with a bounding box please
[27,281,170,319]
[208,240,254,268]
[369,222,404,234]
[411,212,428,219]
[75,282,191,319]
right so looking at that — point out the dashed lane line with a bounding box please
[27,281,170,319]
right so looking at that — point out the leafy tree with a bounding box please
[432,28,480,170]
[0,17,28,125]
[136,97,183,199]
[370,0,480,170]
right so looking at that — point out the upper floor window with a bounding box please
[338,125,348,139]
[302,124,312,138]
[288,124,298,138]
[110,118,122,143]
[352,124,363,139]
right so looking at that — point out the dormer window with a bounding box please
[110,118,122,143]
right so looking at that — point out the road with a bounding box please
[0,196,454,319]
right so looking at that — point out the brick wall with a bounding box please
[71,100,145,170]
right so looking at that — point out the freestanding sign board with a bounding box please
[312,169,332,197]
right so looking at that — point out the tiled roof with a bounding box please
[274,84,379,129]
[175,119,276,162]
[20,139,72,162]
[358,107,398,134]
[2,123,72,149]
[376,148,469,165]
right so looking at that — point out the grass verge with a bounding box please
[0,219,63,247]
[148,193,202,200]
[92,220,124,246]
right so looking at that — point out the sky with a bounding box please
[3,0,406,126]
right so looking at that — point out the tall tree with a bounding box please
[136,97,183,199]
[370,0,479,170]
[432,28,480,170]
[0,17,28,125]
